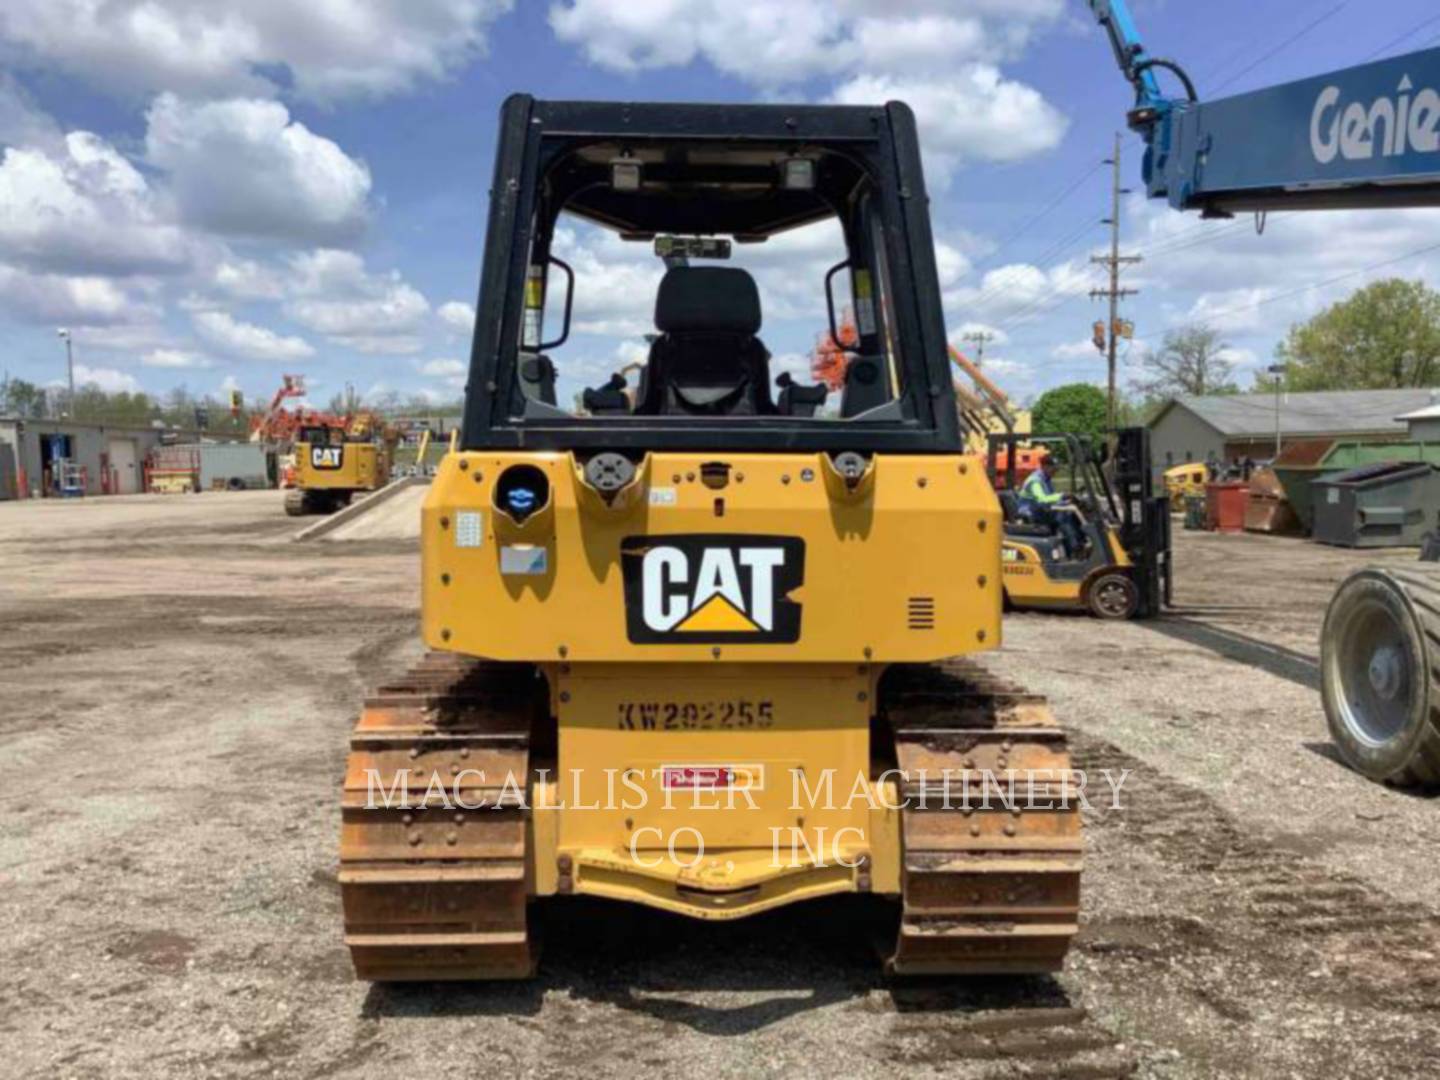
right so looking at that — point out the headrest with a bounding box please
[655,266,761,335]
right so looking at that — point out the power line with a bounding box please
[1208,2,1350,96]
[964,219,1101,312]
[1361,11,1440,62]
[1132,239,1440,342]
[973,162,1105,272]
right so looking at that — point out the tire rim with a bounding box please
[1094,580,1132,617]
[1329,594,1415,748]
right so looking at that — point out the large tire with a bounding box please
[1086,572,1139,620]
[1321,566,1440,787]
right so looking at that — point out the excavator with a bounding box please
[286,411,398,517]
[1088,2,1440,786]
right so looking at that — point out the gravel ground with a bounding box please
[1,493,1436,1079]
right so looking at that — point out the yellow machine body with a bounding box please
[422,449,999,918]
[1000,527,1133,613]
[293,437,389,494]
[1164,462,1209,510]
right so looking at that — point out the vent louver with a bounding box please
[907,597,935,630]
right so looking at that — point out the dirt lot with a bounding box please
[2,492,1437,1079]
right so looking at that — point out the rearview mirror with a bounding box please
[654,235,732,261]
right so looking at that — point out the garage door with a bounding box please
[107,438,139,494]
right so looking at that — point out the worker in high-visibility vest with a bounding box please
[1017,453,1086,558]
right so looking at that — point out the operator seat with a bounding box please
[999,489,1057,538]
[635,266,775,416]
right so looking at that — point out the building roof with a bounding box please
[1396,404,1440,421]
[1153,388,1440,439]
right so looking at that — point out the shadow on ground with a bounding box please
[1143,616,1320,690]
[359,896,1072,1033]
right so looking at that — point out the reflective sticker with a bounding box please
[522,309,542,348]
[524,267,545,308]
[1327,488,1339,504]
[455,511,483,548]
[500,544,548,575]
[649,486,677,507]
[853,269,877,337]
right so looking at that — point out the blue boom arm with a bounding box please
[1090,0,1440,217]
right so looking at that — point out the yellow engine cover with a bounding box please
[423,451,1001,664]
[294,439,386,492]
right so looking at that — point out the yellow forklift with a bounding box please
[336,94,1083,981]
[285,414,395,516]
[988,429,1171,620]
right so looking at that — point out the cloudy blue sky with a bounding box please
[2,0,1439,410]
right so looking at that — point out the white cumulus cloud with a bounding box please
[143,349,212,369]
[145,95,372,246]
[0,0,516,102]
[284,249,431,354]
[438,300,476,333]
[0,265,155,325]
[829,70,1067,185]
[193,310,315,361]
[0,132,191,277]
[549,0,1068,184]
[70,364,141,393]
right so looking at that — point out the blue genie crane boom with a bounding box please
[1088,2,1440,787]
[1090,0,1440,215]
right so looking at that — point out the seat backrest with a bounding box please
[636,266,774,416]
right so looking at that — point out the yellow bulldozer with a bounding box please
[338,95,1082,980]
[286,413,396,516]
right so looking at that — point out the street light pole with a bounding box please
[1267,363,1288,458]
[56,328,75,419]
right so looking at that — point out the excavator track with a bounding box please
[882,660,1082,975]
[339,651,545,981]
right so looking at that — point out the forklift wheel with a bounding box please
[1087,573,1139,620]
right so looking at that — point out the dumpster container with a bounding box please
[198,443,269,490]
[1312,462,1439,548]
[1276,438,1440,533]
[1271,439,1337,533]
[1244,467,1301,534]
[1205,481,1248,532]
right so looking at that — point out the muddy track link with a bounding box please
[340,651,546,981]
[882,660,1082,976]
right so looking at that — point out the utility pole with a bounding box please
[960,330,996,369]
[1090,133,1141,431]
[56,328,75,419]
[1267,363,1288,457]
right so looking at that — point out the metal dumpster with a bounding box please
[1205,481,1248,532]
[1312,462,1439,548]
[1276,439,1440,533]
[1244,467,1301,534]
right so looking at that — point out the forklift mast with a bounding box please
[1110,427,1172,617]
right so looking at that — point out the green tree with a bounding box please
[1276,278,1440,390]
[1131,324,1238,399]
[0,375,48,418]
[1032,383,1109,444]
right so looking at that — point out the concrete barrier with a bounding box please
[292,474,428,542]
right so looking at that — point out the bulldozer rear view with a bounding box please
[338,96,1082,980]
